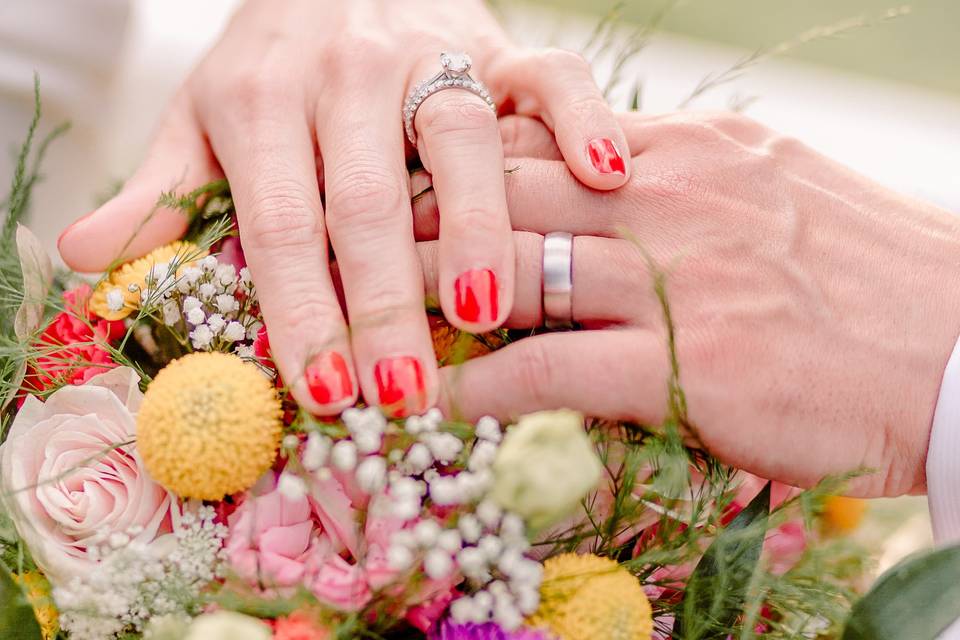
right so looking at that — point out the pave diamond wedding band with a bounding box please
[542,232,574,329]
[403,51,496,147]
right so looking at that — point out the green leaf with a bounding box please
[842,544,960,640]
[0,562,43,640]
[675,482,771,640]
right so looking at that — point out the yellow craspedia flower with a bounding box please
[137,352,282,500]
[90,241,207,320]
[529,553,653,640]
[822,496,868,535]
[14,571,59,640]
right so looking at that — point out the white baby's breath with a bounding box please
[55,506,226,640]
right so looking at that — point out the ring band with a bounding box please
[403,51,496,147]
[542,232,574,329]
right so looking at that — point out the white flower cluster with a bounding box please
[54,506,227,640]
[389,497,542,630]
[385,414,541,630]
[139,254,262,354]
[281,407,542,631]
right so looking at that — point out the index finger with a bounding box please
[198,90,356,415]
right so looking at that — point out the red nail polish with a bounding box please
[587,138,626,175]
[454,269,498,324]
[374,356,426,417]
[305,351,353,405]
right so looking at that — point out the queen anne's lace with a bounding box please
[53,506,227,640]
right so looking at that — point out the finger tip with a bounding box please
[58,214,108,272]
[581,136,631,188]
[291,380,357,417]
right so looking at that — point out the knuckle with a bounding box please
[329,34,392,70]
[540,48,590,74]
[325,160,405,229]
[679,325,729,376]
[694,111,766,143]
[219,70,285,117]
[419,93,497,138]
[764,133,811,159]
[280,290,344,331]
[350,288,422,332]
[512,340,554,406]
[562,91,608,124]
[245,183,320,250]
[450,205,507,237]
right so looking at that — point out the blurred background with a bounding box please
[1,0,957,570]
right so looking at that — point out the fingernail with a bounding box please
[587,138,626,175]
[305,351,353,405]
[454,268,498,324]
[374,356,426,417]
[57,210,96,251]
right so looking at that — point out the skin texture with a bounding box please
[411,113,960,498]
[56,0,630,417]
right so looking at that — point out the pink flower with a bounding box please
[215,234,246,271]
[0,367,179,585]
[225,471,454,613]
[226,476,317,587]
[25,285,124,393]
[406,588,458,632]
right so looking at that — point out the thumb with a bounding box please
[58,93,221,272]
[438,329,669,423]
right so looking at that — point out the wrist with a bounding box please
[897,202,960,495]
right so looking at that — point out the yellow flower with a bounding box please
[89,241,207,320]
[822,496,867,534]
[14,571,59,640]
[137,352,282,500]
[529,553,653,640]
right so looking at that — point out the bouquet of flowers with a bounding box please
[0,92,889,640]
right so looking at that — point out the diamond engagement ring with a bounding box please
[403,52,496,147]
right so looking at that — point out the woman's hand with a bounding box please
[56,0,629,417]
[412,113,960,498]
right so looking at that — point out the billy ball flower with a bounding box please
[528,554,653,640]
[490,410,602,529]
[136,352,282,500]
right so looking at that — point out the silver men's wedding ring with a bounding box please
[542,231,574,329]
[403,51,496,147]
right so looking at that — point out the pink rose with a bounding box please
[0,367,179,585]
[225,473,321,588]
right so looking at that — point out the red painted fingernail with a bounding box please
[305,351,353,405]
[374,356,426,417]
[57,210,96,251]
[454,268,498,324]
[587,138,626,175]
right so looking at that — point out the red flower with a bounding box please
[24,285,125,393]
[270,612,331,640]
